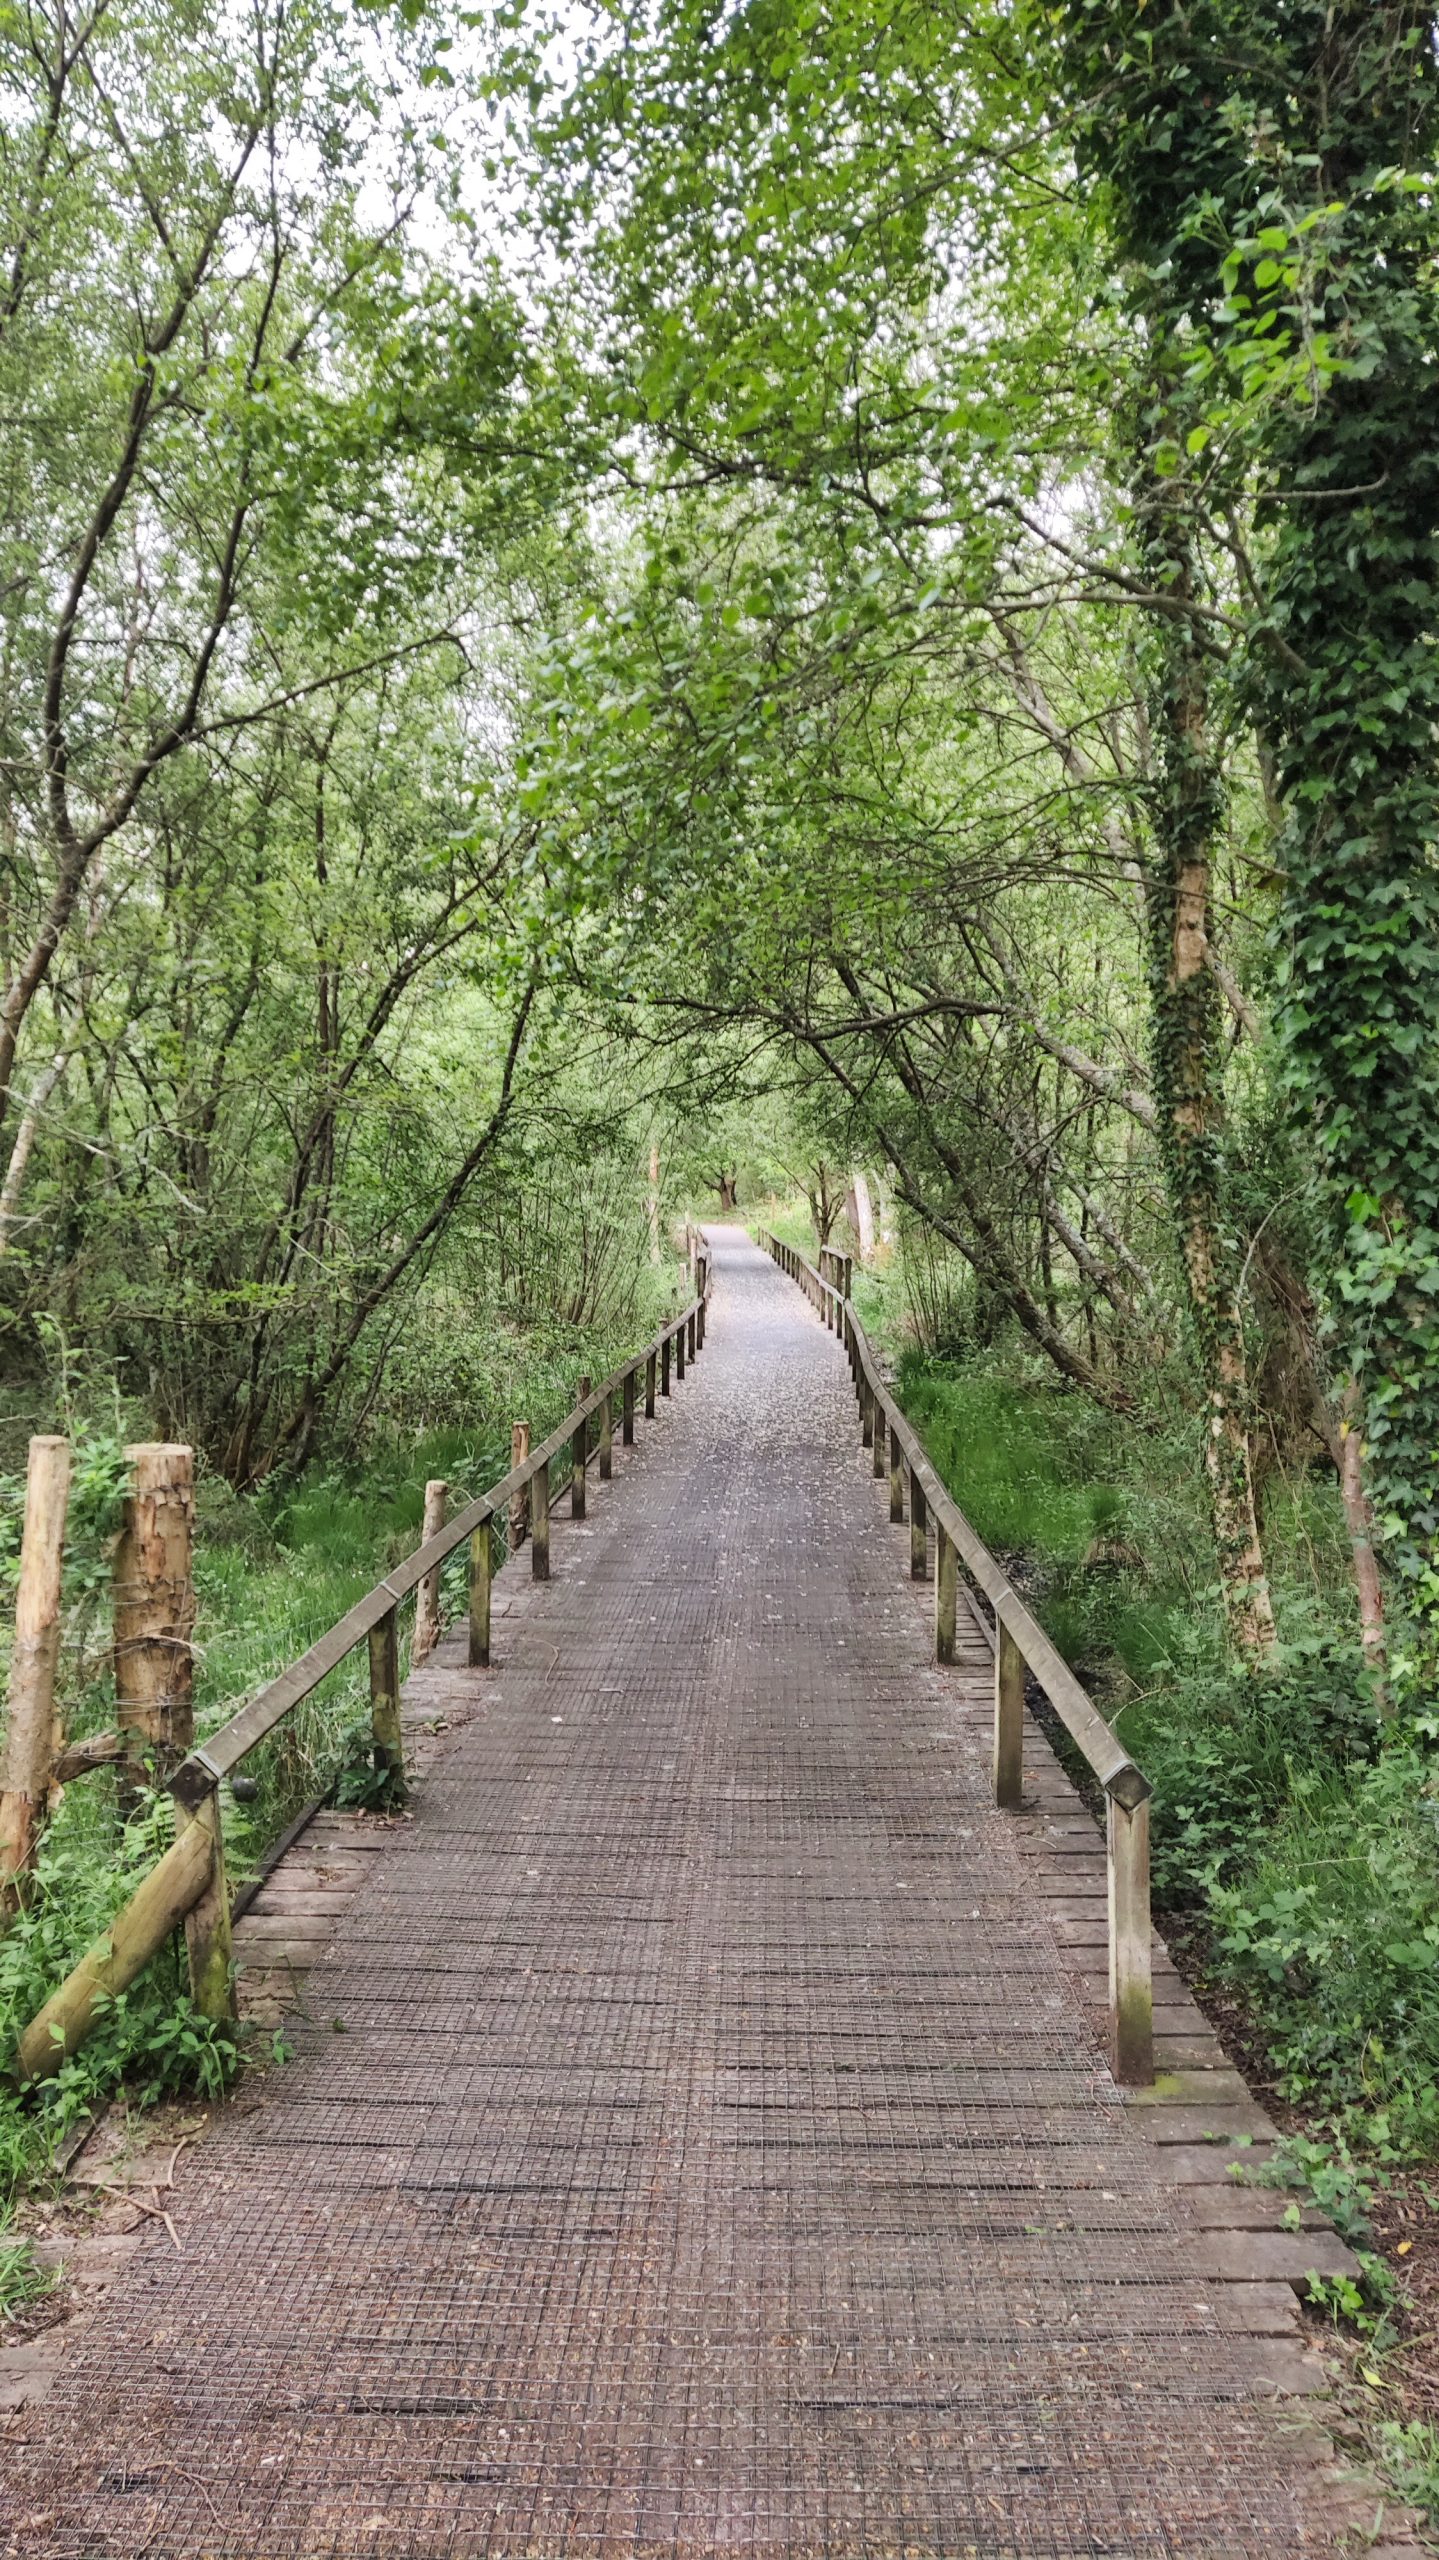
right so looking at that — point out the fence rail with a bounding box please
[760,1232,1153,2085]
[14,1259,713,2085]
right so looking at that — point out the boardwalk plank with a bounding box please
[0,1230,1414,2557]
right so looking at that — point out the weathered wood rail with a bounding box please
[13,1265,712,2085]
[760,1232,1153,2084]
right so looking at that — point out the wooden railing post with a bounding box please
[532,1461,551,1579]
[1108,1787,1154,2085]
[0,1434,71,1918]
[686,1306,696,1361]
[994,1619,1025,1809]
[115,1443,195,1794]
[623,1368,636,1445]
[872,1402,886,1481]
[646,1349,657,1416]
[661,1336,672,1397]
[599,1389,613,1481]
[934,1526,957,1665]
[909,1471,928,1579]
[572,1376,590,1519]
[368,1605,403,1785]
[180,1783,233,2023]
[889,1433,905,1526]
[413,1478,448,1660]
[861,1378,874,1450]
[469,1516,493,1667]
[509,1423,530,1551]
[676,1317,686,1380]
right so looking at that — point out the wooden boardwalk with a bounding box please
[0,1231,1413,2556]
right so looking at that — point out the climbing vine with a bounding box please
[1042,0,1439,1644]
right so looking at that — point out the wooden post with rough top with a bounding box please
[114,1444,195,1795]
[1108,1791,1153,2085]
[413,1478,448,1661]
[622,1369,636,1445]
[572,1377,591,1519]
[0,1435,71,1918]
[532,1460,550,1580]
[934,1526,957,1665]
[909,1471,928,1580]
[599,1390,613,1481]
[369,1605,403,1785]
[994,1619,1025,1810]
[509,1424,530,1551]
[469,1517,493,1667]
[181,1783,233,2023]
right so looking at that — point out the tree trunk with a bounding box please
[850,1170,876,1261]
[1143,501,1276,1664]
[1336,1381,1387,1687]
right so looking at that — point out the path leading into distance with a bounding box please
[2,1230,1392,2557]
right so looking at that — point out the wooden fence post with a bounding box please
[934,1526,957,1665]
[676,1319,686,1380]
[622,1369,636,1445]
[994,1619,1025,1809]
[1108,1790,1154,2085]
[686,1306,696,1361]
[115,1444,195,1794]
[469,1517,493,1667]
[872,1403,887,1480]
[509,1424,530,1550]
[368,1605,403,1786]
[532,1460,551,1580]
[909,1472,928,1578]
[0,1435,71,1918]
[598,1390,613,1481]
[860,1379,874,1450]
[889,1434,905,1526]
[572,1376,590,1519]
[413,1478,448,1660]
[646,1350,657,1418]
[180,1784,233,2023]
[661,1337,671,1397]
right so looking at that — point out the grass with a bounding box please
[1374,2418,1439,2534]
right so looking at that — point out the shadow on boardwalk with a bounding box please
[0,1231,1411,2556]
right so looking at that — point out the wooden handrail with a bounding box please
[169,1296,708,1806]
[12,1256,714,2082]
[759,1230,1153,2085]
